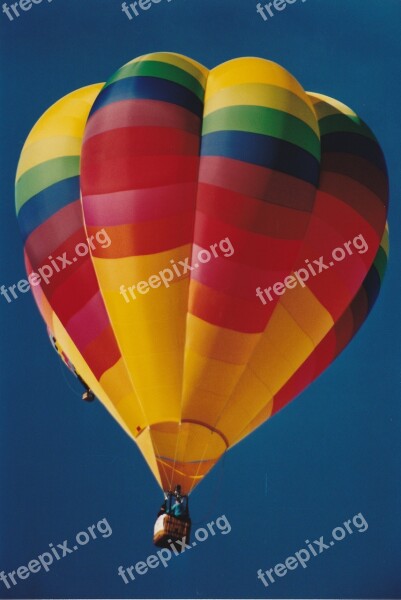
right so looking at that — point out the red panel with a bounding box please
[28,228,98,299]
[196,182,311,240]
[198,156,316,211]
[83,127,200,161]
[86,210,195,258]
[192,211,303,271]
[80,324,121,380]
[84,99,201,140]
[47,260,100,325]
[321,153,389,200]
[189,280,276,333]
[81,155,200,194]
[24,200,82,266]
[83,183,197,227]
[319,172,387,236]
[65,292,111,350]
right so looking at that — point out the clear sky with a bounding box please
[0,0,400,598]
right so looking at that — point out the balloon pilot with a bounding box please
[158,485,189,518]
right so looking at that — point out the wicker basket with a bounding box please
[153,514,191,549]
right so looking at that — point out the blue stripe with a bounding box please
[322,132,387,173]
[200,131,320,186]
[89,76,203,119]
[17,177,80,242]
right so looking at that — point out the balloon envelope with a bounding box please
[16,53,389,495]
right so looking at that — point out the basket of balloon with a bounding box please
[153,513,191,549]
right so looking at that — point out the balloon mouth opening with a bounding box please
[135,421,227,496]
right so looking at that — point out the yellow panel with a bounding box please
[182,387,228,424]
[51,314,137,438]
[308,92,358,118]
[257,303,315,369]
[92,245,192,288]
[107,392,147,438]
[249,335,297,395]
[183,347,246,397]
[16,136,83,178]
[205,58,315,112]
[230,399,275,447]
[21,84,103,148]
[114,389,175,432]
[98,357,137,403]
[216,368,274,446]
[92,296,185,420]
[135,428,163,489]
[107,285,188,328]
[108,304,186,358]
[98,359,149,435]
[186,313,261,364]
[92,250,192,422]
[120,356,183,422]
[279,284,334,346]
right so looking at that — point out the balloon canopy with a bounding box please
[15,53,389,495]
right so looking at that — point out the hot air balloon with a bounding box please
[15,53,389,549]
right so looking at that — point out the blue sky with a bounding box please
[0,0,400,598]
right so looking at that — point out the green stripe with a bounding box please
[15,156,79,214]
[105,60,205,102]
[318,114,377,142]
[202,105,321,161]
[381,227,389,252]
[373,245,388,281]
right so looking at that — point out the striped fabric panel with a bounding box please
[80,53,207,431]
[208,94,389,451]
[15,86,148,432]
